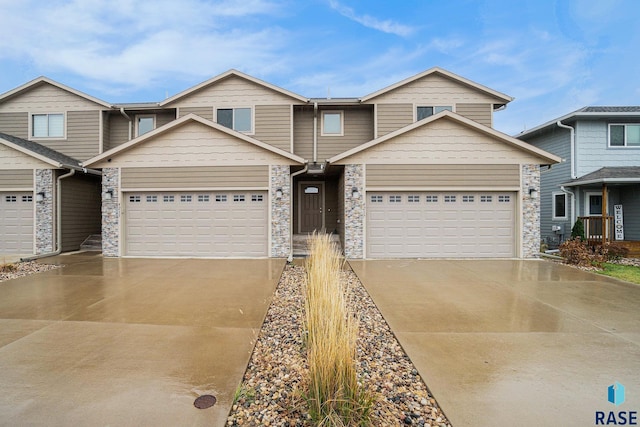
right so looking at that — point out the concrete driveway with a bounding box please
[350,259,640,427]
[0,253,284,426]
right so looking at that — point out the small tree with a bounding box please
[571,218,585,240]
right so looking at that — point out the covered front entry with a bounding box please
[299,182,324,232]
[367,191,516,258]
[124,190,268,257]
[0,191,33,254]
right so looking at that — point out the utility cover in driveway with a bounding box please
[366,191,515,258]
[125,191,267,257]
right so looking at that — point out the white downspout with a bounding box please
[120,107,132,140]
[557,120,576,179]
[288,163,309,262]
[313,102,318,164]
[21,169,76,261]
[560,185,576,231]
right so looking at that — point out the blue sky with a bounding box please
[0,0,638,135]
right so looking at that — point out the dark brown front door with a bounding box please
[300,183,323,232]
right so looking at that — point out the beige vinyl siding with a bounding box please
[293,106,313,159]
[167,75,297,107]
[108,114,131,149]
[366,164,520,188]
[121,165,269,189]
[376,103,413,137]
[155,111,176,128]
[0,169,34,189]
[254,105,291,151]
[0,112,29,139]
[30,110,101,161]
[363,73,505,105]
[293,106,374,160]
[93,121,295,168]
[60,174,101,251]
[456,103,492,126]
[178,106,213,120]
[102,112,111,152]
[334,117,547,165]
[0,144,54,169]
[0,83,105,113]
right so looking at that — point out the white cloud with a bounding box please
[0,0,286,94]
[328,0,415,37]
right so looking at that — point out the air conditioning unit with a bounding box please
[551,224,563,233]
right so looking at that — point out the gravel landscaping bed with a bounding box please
[227,264,450,427]
[0,261,61,282]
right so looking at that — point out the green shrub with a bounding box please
[571,218,585,241]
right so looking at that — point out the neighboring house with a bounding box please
[1,67,560,260]
[517,107,640,253]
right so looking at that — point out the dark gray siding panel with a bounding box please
[255,105,291,152]
[621,186,640,240]
[108,114,130,149]
[0,112,29,139]
[156,111,175,128]
[60,173,101,251]
[521,127,572,246]
[293,106,314,159]
[317,106,374,160]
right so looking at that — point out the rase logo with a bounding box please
[596,382,637,425]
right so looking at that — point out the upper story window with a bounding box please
[609,124,640,147]
[321,111,343,136]
[136,115,155,136]
[552,193,567,220]
[217,107,252,133]
[32,113,64,138]
[416,106,452,121]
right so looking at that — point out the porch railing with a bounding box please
[578,216,613,244]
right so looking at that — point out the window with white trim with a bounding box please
[425,195,438,203]
[408,195,420,203]
[389,195,401,203]
[163,195,175,202]
[198,195,210,202]
[180,195,192,202]
[552,193,567,220]
[480,195,492,203]
[321,111,343,136]
[22,195,33,202]
[146,195,158,202]
[498,195,511,203]
[251,194,263,202]
[32,113,64,138]
[217,108,252,132]
[416,106,452,121]
[136,115,155,136]
[444,195,456,203]
[215,194,227,202]
[609,124,640,147]
[370,195,383,203]
[233,194,246,202]
[5,195,17,202]
[129,195,141,203]
[462,195,475,203]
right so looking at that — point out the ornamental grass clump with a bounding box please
[304,233,371,426]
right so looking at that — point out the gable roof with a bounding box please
[0,132,83,169]
[0,76,112,109]
[327,110,561,165]
[517,106,640,139]
[360,67,513,104]
[159,69,309,106]
[82,113,305,167]
[562,166,640,186]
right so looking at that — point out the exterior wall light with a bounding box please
[104,190,114,201]
[529,188,538,199]
[352,187,360,199]
[36,192,45,202]
[275,188,283,200]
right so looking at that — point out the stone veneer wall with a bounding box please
[522,164,540,258]
[343,164,364,259]
[35,169,54,254]
[102,168,120,257]
[270,165,290,257]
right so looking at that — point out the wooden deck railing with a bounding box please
[578,216,613,244]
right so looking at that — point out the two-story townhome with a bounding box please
[0,67,560,260]
[517,107,640,255]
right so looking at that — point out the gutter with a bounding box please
[120,107,132,140]
[313,102,318,164]
[287,163,309,262]
[21,169,77,261]
[560,186,577,228]
[557,120,577,179]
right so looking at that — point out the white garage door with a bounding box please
[367,192,515,258]
[125,191,268,257]
[0,192,34,254]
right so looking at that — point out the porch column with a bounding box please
[602,183,608,245]
[102,168,120,257]
[270,165,290,257]
[35,169,55,254]
[344,164,364,259]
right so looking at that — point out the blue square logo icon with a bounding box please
[608,382,625,406]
